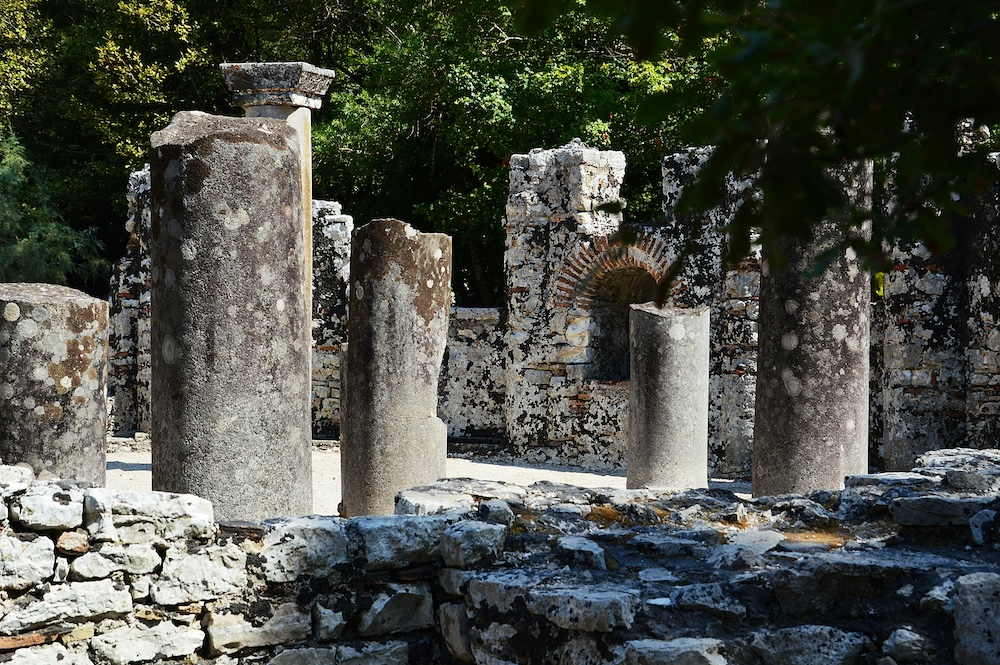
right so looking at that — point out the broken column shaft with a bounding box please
[0,284,108,484]
[149,111,312,520]
[341,219,451,516]
[627,304,710,490]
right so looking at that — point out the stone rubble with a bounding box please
[0,446,993,663]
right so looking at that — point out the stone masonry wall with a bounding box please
[437,308,505,440]
[3,448,1000,664]
[311,201,354,437]
[107,169,152,434]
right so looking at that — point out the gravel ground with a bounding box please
[106,444,750,516]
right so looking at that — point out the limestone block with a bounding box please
[357,582,434,636]
[625,638,727,665]
[440,521,507,568]
[149,543,247,605]
[750,625,867,665]
[888,494,994,526]
[337,641,409,665]
[206,603,311,654]
[70,544,160,580]
[467,569,555,614]
[438,603,474,663]
[261,515,351,583]
[970,509,998,546]
[0,284,108,484]
[882,628,932,663]
[11,482,85,530]
[675,583,747,620]
[0,464,35,484]
[10,643,94,665]
[395,487,476,516]
[220,61,336,110]
[556,535,607,570]
[478,499,515,526]
[268,648,336,665]
[90,621,204,665]
[953,572,1000,665]
[347,514,457,570]
[0,579,132,634]
[0,534,55,590]
[313,603,347,641]
[525,586,640,632]
[84,488,214,544]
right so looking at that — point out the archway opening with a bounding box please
[590,267,659,381]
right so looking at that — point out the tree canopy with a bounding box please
[520,0,1000,275]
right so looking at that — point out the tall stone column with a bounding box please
[0,284,108,484]
[341,219,451,516]
[627,303,710,490]
[753,163,873,496]
[150,111,311,521]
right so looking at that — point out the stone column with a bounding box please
[341,219,451,516]
[627,303,710,490]
[0,284,107,483]
[221,62,336,333]
[149,111,311,521]
[752,163,873,496]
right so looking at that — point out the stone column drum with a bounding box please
[627,303,710,490]
[753,163,873,496]
[149,111,312,521]
[341,219,451,516]
[0,284,108,483]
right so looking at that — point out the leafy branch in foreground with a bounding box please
[519,0,1000,276]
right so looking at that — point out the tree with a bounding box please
[0,125,104,283]
[309,0,722,304]
[518,0,1000,277]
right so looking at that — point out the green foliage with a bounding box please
[0,126,104,283]
[311,0,721,304]
[520,0,1000,274]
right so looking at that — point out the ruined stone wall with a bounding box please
[4,449,1000,664]
[107,169,152,434]
[311,201,354,437]
[437,308,505,440]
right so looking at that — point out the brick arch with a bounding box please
[553,233,675,308]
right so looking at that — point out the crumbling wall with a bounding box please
[311,201,354,437]
[438,308,505,440]
[4,449,1000,664]
[107,169,152,434]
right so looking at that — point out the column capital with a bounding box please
[220,62,335,110]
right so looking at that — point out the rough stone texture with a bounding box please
[311,200,354,436]
[108,167,152,434]
[341,218,451,516]
[260,514,351,582]
[0,283,108,484]
[753,162,873,495]
[628,304,710,490]
[751,625,867,665]
[149,111,312,521]
[83,487,214,544]
[220,61,336,110]
[0,448,994,662]
[953,572,1000,665]
[437,307,505,441]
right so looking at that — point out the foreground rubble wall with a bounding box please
[3,448,1000,664]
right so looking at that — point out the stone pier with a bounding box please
[341,219,451,516]
[627,303,710,490]
[149,111,312,521]
[0,284,107,483]
[753,163,873,495]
